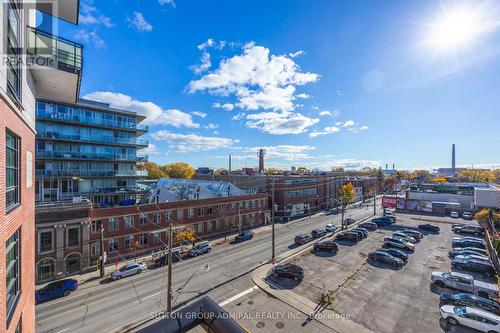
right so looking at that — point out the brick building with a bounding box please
[0,1,80,331]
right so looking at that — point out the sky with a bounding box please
[42,0,500,171]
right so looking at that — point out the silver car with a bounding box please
[111,262,147,280]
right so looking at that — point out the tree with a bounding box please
[338,183,355,229]
[161,162,195,179]
[173,228,196,245]
[414,170,431,182]
[432,176,448,183]
[295,166,310,174]
[458,169,496,183]
[265,168,284,175]
[138,162,166,179]
[215,168,228,175]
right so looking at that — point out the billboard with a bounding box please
[382,196,405,209]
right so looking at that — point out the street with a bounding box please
[35,202,378,333]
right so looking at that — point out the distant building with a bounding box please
[195,167,213,175]
[35,99,149,205]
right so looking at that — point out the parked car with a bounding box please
[188,242,212,257]
[325,224,337,233]
[384,215,397,223]
[35,279,78,304]
[401,229,423,239]
[233,230,254,243]
[384,237,415,252]
[352,227,369,238]
[313,240,339,253]
[455,225,483,236]
[440,305,500,332]
[418,224,440,233]
[449,247,489,258]
[372,217,393,227]
[453,236,484,243]
[155,250,182,267]
[359,222,378,230]
[295,234,313,245]
[344,218,356,225]
[383,237,415,251]
[453,223,469,231]
[350,229,365,240]
[393,232,419,244]
[451,258,496,277]
[336,231,359,241]
[273,263,304,281]
[451,211,460,218]
[455,254,492,264]
[431,271,499,299]
[452,239,485,250]
[379,248,409,262]
[368,251,404,267]
[111,262,147,280]
[440,292,500,315]
[311,228,327,239]
[463,212,474,220]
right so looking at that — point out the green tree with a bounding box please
[295,166,310,174]
[161,162,195,179]
[338,183,356,229]
[139,162,166,179]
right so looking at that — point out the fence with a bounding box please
[484,217,500,275]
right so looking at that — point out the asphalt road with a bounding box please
[35,201,379,333]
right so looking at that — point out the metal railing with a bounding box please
[36,150,147,162]
[36,170,147,178]
[36,131,148,147]
[26,26,83,74]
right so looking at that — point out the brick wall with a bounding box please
[0,96,36,332]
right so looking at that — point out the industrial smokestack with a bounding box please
[258,149,265,174]
[385,164,388,170]
[452,144,456,175]
[392,163,395,170]
[228,154,232,174]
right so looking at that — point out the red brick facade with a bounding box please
[0,95,36,332]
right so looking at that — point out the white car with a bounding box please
[440,305,500,332]
[463,212,474,220]
[451,211,460,218]
[110,262,147,280]
[455,254,492,263]
[325,224,337,232]
[383,237,415,251]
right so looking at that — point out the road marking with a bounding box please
[134,291,161,304]
[36,296,111,324]
[218,286,258,307]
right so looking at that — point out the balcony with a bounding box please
[36,131,149,147]
[36,170,147,178]
[27,27,83,103]
[36,150,147,162]
[36,110,149,133]
[36,0,80,25]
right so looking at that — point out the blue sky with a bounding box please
[45,0,500,170]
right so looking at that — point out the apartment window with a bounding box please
[6,230,20,321]
[38,230,53,253]
[6,0,22,102]
[124,216,133,229]
[207,207,213,215]
[125,235,133,249]
[166,210,173,221]
[108,239,118,252]
[6,131,20,210]
[139,234,148,246]
[91,220,101,233]
[188,208,194,218]
[153,213,160,224]
[177,209,183,220]
[208,221,215,233]
[197,208,204,217]
[91,241,101,256]
[140,213,147,225]
[37,259,55,283]
[108,217,118,231]
[66,227,80,247]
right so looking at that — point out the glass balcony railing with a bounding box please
[27,27,83,75]
[36,110,149,132]
[36,150,147,162]
[36,131,148,147]
[36,170,148,178]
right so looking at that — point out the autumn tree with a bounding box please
[338,183,355,229]
[458,169,496,183]
[215,168,228,175]
[432,176,448,183]
[161,162,195,179]
[295,166,310,174]
[138,162,166,179]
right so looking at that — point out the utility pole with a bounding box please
[99,225,105,278]
[271,177,275,262]
[167,222,173,314]
[340,175,345,229]
[373,185,377,216]
[238,206,242,234]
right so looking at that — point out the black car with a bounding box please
[418,224,440,233]
[352,227,368,238]
[359,222,378,230]
[233,230,254,242]
[336,231,359,241]
[379,248,409,262]
[372,217,393,227]
[350,229,365,240]
[401,229,423,239]
[455,225,483,236]
[344,218,356,225]
[384,215,397,223]
[295,234,313,245]
[452,239,485,250]
[313,240,339,253]
[439,292,500,315]
[451,258,496,276]
[368,251,404,267]
[311,228,327,239]
[449,247,489,258]
[155,250,182,266]
[273,263,304,281]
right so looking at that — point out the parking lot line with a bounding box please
[218,286,258,307]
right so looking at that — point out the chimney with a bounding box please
[258,149,265,174]
[392,163,395,170]
[452,144,456,175]
[228,154,232,174]
[385,164,388,170]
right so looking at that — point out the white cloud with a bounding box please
[243,145,315,160]
[83,92,200,128]
[197,39,226,51]
[204,123,219,129]
[348,125,369,134]
[319,111,331,116]
[151,130,238,152]
[188,43,319,112]
[342,120,355,127]
[245,111,319,135]
[296,93,310,99]
[73,29,105,48]
[127,12,153,32]
[309,126,340,138]
[359,126,369,130]
[289,50,305,58]
[159,0,176,7]
[190,52,211,74]
[192,111,207,118]
[79,0,113,27]
[232,112,246,120]
[138,143,166,157]
[212,102,235,111]
[306,159,381,170]
[319,109,340,118]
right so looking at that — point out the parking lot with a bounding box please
[267,213,497,333]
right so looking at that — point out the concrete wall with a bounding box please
[408,191,474,209]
